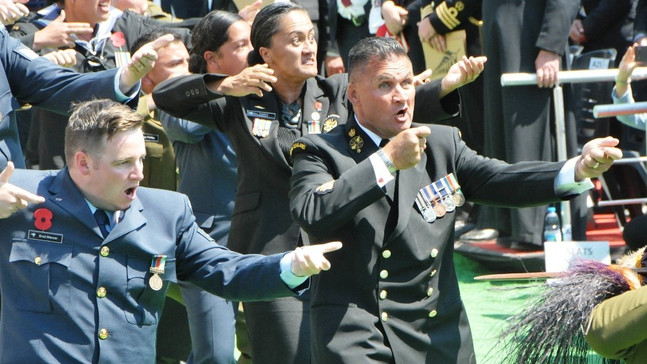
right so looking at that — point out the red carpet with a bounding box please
[586,213,626,248]
[454,213,626,272]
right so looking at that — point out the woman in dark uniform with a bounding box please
[153,3,480,362]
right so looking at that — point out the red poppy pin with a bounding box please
[34,208,53,231]
[110,32,126,49]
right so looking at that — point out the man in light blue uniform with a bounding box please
[0,26,161,169]
[0,99,340,363]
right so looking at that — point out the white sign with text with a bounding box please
[544,241,611,272]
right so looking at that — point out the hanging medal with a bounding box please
[415,191,437,223]
[422,185,444,217]
[431,198,447,217]
[149,255,167,291]
[446,173,466,207]
[308,101,322,134]
[433,180,455,213]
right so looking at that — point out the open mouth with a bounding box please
[396,106,408,119]
[125,187,137,198]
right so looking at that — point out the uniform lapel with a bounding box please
[48,169,104,238]
[391,146,427,239]
[344,115,379,164]
[301,78,330,135]
[107,198,146,243]
[240,94,287,168]
[47,168,147,242]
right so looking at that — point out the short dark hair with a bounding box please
[65,100,144,163]
[130,28,184,56]
[189,10,244,74]
[348,37,409,80]
[247,2,306,66]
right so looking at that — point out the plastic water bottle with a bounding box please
[543,206,562,242]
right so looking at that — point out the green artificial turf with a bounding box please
[455,253,606,363]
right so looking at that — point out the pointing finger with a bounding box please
[148,34,175,51]
[411,126,431,138]
[8,185,45,204]
[316,241,343,254]
[0,161,14,184]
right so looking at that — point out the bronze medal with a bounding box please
[432,201,446,217]
[453,191,466,207]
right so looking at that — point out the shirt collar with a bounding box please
[354,114,386,148]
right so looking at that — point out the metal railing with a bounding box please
[501,68,647,235]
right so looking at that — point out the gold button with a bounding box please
[34,256,42,265]
[97,287,107,298]
[427,287,434,296]
[428,310,437,318]
[379,270,389,279]
[430,249,439,258]
[430,269,437,277]
[379,290,387,300]
[381,312,389,322]
[382,250,391,259]
[98,328,109,340]
[100,246,110,257]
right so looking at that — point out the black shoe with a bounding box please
[454,220,475,237]
[497,238,542,251]
[459,228,499,241]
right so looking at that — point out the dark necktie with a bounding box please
[385,171,399,234]
[281,101,301,129]
[93,209,110,238]
[278,101,302,160]
[379,138,389,148]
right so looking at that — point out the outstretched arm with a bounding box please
[118,34,175,94]
[439,55,487,97]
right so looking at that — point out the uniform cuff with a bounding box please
[369,152,395,187]
[114,67,140,102]
[555,158,594,197]
[280,252,309,289]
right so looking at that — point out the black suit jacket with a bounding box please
[289,120,567,363]
[578,0,635,61]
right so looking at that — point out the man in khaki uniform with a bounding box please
[586,285,647,363]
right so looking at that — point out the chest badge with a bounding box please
[251,118,272,138]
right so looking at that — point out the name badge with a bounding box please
[246,110,277,120]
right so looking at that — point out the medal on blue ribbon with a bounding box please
[415,191,437,223]
[433,179,455,213]
[445,173,465,207]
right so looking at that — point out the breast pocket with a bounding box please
[124,255,177,326]
[8,241,73,313]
